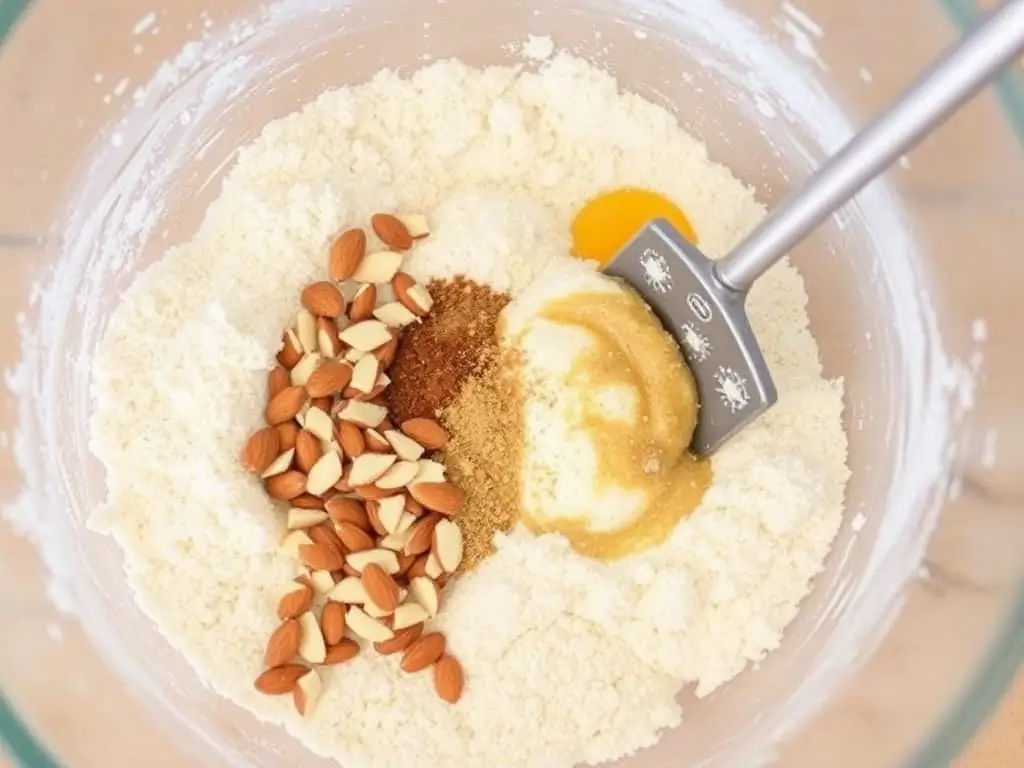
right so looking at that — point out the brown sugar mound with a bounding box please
[385,278,510,423]
[441,349,524,570]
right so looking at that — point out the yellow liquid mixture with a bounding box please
[520,286,711,559]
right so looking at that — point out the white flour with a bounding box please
[89,52,848,767]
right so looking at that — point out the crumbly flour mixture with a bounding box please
[90,51,848,767]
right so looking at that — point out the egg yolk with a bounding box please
[571,188,697,267]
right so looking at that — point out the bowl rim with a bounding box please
[0,0,1021,766]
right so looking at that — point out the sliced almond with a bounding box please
[335,465,355,493]
[265,618,301,667]
[280,530,314,559]
[404,514,442,556]
[392,602,429,631]
[302,281,345,319]
[306,361,353,398]
[361,563,400,612]
[338,400,388,428]
[409,576,441,617]
[401,418,449,450]
[379,530,412,552]
[308,569,335,593]
[373,336,399,368]
[297,612,327,664]
[371,213,414,251]
[363,594,392,619]
[293,492,327,510]
[337,421,367,458]
[311,396,333,414]
[277,580,314,620]
[350,355,380,394]
[365,500,389,536]
[346,548,400,575]
[260,448,296,479]
[306,451,343,497]
[299,542,345,572]
[364,428,390,452]
[344,347,368,364]
[317,317,343,358]
[414,459,446,484]
[405,283,434,316]
[329,228,366,282]
[400,632,445,673]
[395,511,418,535]
[397,557,418,578]
[287,508,329,530]
[384,430,425,462]
[294,401,311,428]
[304,407,335,443]
[267,366,291,400]
[290,352,322,387]
[434,655,463,704]
[396,213,430,239]
[293,668,322,716]
[321,601,347,646]
[409,481,464,516]
[349,283,377,323]
[376,495,406,534]
[265,471,307,500]
[351,250,403,284]
[296,309,318,354]
[340,320,392,352]
[336,521,375,552]
[241,427,281,474]
[376,461,419,491]
[355,483,401,501]
[348,453,397,487]
[254,664,309,695]
[308,525,346,560]
[326,496,370,530]
[407,554,430,579]
[266,386,308,426]
[373,301,418,328]
[425,551,444,580]
[278,328,303,369]
[295,430,322,474]
[323,639,360,665]
[327,577,369,605]
[346,606,394,642]
[374,624,424,656]
[432,519,464,573]
[277,422,300,451]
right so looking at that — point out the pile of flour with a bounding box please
[89,51,848,767]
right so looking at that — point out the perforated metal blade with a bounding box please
[604,219,776,457]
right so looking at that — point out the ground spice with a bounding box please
[441,350,524,570]
[385,278,510,423]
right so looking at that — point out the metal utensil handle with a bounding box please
[714,0,1024,293]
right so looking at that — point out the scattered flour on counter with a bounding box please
[89,50,848,768]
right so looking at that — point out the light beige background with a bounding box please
[957,671,1023,766]
[0,0,1021,765]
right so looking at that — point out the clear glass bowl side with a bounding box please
[0,1,1021,768]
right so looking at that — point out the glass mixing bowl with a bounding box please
[1,0,1022,766]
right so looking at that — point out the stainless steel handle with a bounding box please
[714,0,1024,293]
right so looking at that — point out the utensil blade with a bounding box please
[604,219,777,457]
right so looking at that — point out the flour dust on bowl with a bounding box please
[1,1,1022,767]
